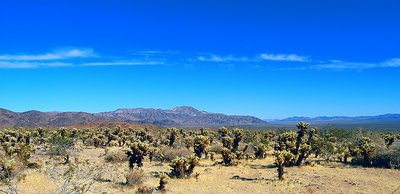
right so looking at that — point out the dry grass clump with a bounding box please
[104,150,128,163]
[156,147,193,162]
[125,169,146,186]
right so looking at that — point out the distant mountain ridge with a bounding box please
[0,106,268,128]
[276,114,400,122]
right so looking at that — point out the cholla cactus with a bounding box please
[218,127,229,139]
[357,137,376,166]
[253,143,268,159]
[221,148,238,166]
[383,134,396,148]
[126,142,150,169]
[169,156,199,178]
[168,128,178,147]
[232,128,244,151]
[184,137,194,150]
[274,150,295,180]
[157,173,168,191]
[222,137,233,150]
[193,136,210,158]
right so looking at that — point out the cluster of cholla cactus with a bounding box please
[169,155,199,178]
[0,129,34,166]
[272,122,323,180]
[126,142,150,169]
[193,135,210,158]
[382,133,400,148]
[217,127,246,166]
[356,137,376,166]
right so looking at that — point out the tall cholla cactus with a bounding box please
[193,135,210,158]
[126,142,150,169]
[274,150,295,180]
[357,137,376,166]
[232,128,244,151]
[168,128,178,147]
[295,122,309,155]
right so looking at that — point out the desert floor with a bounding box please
[4,147,400,194]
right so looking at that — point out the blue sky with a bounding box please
[0,0,399,119]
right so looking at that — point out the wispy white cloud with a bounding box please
[81,61,164,66]
[128,50,180,56]
[0,48,94,61]
[0,61,72,68]
[260,53,309,62]
[195,54,252,62]
[278,58,400,71]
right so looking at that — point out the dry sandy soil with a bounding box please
[3,147,400,194]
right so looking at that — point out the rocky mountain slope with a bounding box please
[0,106,268,128]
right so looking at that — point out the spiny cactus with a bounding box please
[253,143,267,159]
[157,173,168,191]
[221,148,238,166]
[357,137,376,166]
[218,127,229,139]
[232,128,244,151]
[169,156,199,178]
[193,135,210,158]
[126,142,150,169]
[168,128,178,147]
[222,137,233,150]
[274,150,295,180]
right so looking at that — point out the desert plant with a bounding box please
[253,143,267,159]
[274,150,295,180]
[125,169,145,186]
[168,128,178,147]
[218,127,229,139]
[157,173,168,191]
[222,137,233,150]
[232,128,244,151]
[127,142,150,169]
[169,156,199,178]
[221,148,238,166]
[193,135,210,158]
[357,137,376,166]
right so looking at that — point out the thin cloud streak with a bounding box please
[81,61,164,66]
[0,61,72,68]
[0,48,95,61]
[260,53,309,62]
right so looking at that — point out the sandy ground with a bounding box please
[4,147,400,194]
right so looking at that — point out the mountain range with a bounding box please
[0,106,268,128]
[275,114,400,122]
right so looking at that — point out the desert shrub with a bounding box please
[371,149,400,169]
[169,156,199,178]
[125,169,145,186]
[105,150,128,163]
[48,133,75,164]
[156,147,193,162]
[136,185,153,194]
[193,135,210,158]
[127,142,150,169]
[184,137,194,150]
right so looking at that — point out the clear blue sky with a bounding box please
[0,0,399,119]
